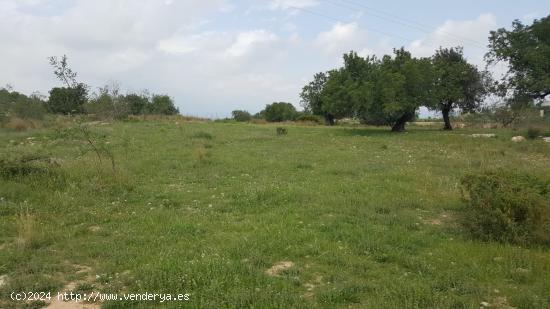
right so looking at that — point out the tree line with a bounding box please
[237,15,549,131]
[298,15,549,131]
[1,55,179,122]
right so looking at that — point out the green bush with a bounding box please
[0,154,59,179]
[13,99,46,120]
[232,110,252,122]
[0,89,47,120]
[461,170,550,245]
[150,95,179,115]
[526,127,542,139]
[276,127,287,135]
[85,92,130,120]
[262,102,297,122]
[296,114,323,123]
[192,131,213,140]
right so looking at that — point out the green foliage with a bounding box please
[431,47,488,130]
[231,110,252,122]
[301,49,437,131]
[124,93,150,115]
[47,84,88,114]
[486,15,550,100]
[363,48,436,131]
[300,72,329,121]
[85,85,178,119]
[192,131,214,140]
[276,127,288,135]
[262,102,297,122]
[461,170,550,245]
[0,89,46,120]
[0,154,59,179]
[48,54,78,88]
[85,92,129,120]
[295,113,323,123]
[150,95,179,115]
[493,105,524,127]
[526,127,541,139]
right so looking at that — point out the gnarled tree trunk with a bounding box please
[325,114,335,126]
[442,103,453,130]
[391,111,414,132]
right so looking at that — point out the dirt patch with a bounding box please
[481,296,515,309]
[46,265,100,309]
[87,226,100,232]
[74,265,93,274]
[46,281,100,309]
[423,212,454,226]
[471,134,497,138]
[265,261,294,277]
[0,275,8,288]
[302,274,324,300]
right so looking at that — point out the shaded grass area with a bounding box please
[0,120,549,308]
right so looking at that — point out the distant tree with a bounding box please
[124,93,150,115]
[431,47,488,130]
[150,95,179,115]
[0,88,46,120]
[47,54,88,114]
[300,72,330,123]
[85,83,132,119]
[47,84,88,114]
[262,102,297,122]
[232,110,252,122]
[486,16,550,101]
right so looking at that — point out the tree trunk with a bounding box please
[391,111,413,132]
[325,114,335,126]
[442,104,453,130]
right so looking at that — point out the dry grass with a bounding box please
[4,117,41,131]
[193,144,210,164]
[128,114,211,122]
[250,118,268,124]
[16,209,38,249]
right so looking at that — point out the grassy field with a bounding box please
[1,119,550,308]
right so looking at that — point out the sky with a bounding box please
[0,0,548,118]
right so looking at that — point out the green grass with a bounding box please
[1,120,550,308]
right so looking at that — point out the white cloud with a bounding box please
[225,30,279,57]
[269,0,318,10]
[407,13,497,64]
[158,31,229,54]
[0,0,228,91]
[315,22,368,54]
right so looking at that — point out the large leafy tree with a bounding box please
[486,16,550,101]
[431,47,488,130]
[48,84,88,114]
[300,72,328,120]
[300,52,377,125]
[363,48,435,132]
